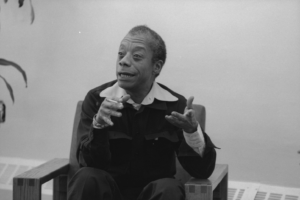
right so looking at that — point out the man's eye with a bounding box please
[118,52,124,58]
[133,54,142,59]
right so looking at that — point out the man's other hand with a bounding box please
[96,94,130,126]
[165,96,198,133]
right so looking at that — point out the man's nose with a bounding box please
[119,54,130,67]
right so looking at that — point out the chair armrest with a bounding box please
[13,158,69,200]
[185,164,228,200]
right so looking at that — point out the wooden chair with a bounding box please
[13,101,228,200]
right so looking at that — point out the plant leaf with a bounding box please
[0,58,27,87]
[29,0,35,24]
[18,0,24,7]
[0,75,14,103]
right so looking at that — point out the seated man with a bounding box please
[68,25,217,200]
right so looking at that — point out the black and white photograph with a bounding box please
[0,0,299,199]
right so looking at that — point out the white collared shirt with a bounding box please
[100,81,178,106]
[98,81,206,157]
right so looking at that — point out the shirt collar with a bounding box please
[99,81,178,106]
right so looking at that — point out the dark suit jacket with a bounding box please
[77,80,217,188]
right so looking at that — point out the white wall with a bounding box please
[0,0,299,188]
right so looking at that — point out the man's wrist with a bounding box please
[183,123,206,148]
[184,125,198,133]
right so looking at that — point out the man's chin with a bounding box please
[117,80,134,90]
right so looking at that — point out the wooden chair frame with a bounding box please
[13,101,228,200]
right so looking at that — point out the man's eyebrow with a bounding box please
[119,42,147,51]
[119,44,126,49]
[132,46,146,51]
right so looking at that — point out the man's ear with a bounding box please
[153,60,163,76]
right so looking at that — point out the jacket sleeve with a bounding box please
[174,97,218,179]
[76,90,112,170]
[176,128,217,179]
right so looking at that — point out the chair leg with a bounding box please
[13,178,42,200]
[53,175,68,200]
[213,173,228,200]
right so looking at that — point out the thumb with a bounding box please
[186,96,194,110]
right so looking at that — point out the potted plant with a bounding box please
[0,59,27,103]
[0,0,34,103]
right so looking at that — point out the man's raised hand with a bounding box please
[165,96,198,133]
[96,94,130,127]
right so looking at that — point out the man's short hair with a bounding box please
[128,25,167,70]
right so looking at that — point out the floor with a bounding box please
[0,156,53,200]
[1,156,299,200]
[0,189,52,200]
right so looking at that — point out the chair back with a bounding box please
[68,101,206,183]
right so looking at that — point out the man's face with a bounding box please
[116,33,156,93]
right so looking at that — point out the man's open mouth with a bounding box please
[119,72,135,78]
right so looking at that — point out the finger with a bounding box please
[165,115,184,127]
[186,96,194,110]
[169,111,196,127]
[104,108,122,118]
[102,116,113,126]
[185,109,194,119]
[119,94,131,103]
[104,99,123,110]
[165,116,176,125]
[170,111,187,122]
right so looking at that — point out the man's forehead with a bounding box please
[120,33,151,47]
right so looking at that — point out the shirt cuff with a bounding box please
[183,123,206,157]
